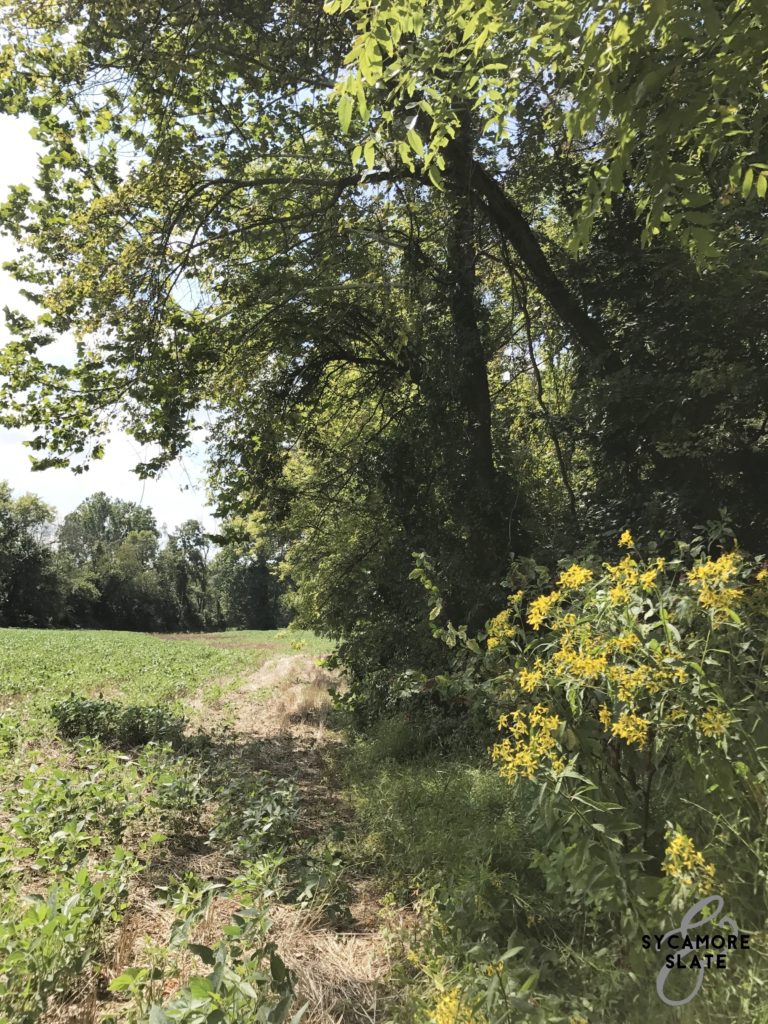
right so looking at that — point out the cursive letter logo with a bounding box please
[655,895,738,1006]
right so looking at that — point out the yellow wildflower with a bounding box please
[687,552,743,619]
[757,568,768,582]
[518,664,544,692]
[492,705,564,782]
[552,646,608,681]
[433,987,486,1024]
[611,711,650,748]
[558,564,593,590]
[486,608,516,649]
[527,590,562,631]
[618,529,634,548]
[598,704,612,729]
[688,551,741,587]
[640,567,659,590]
[605,556,640,604]
[698,585,743,614]
[699,706,731,738]
[663,829,716,892]
[611,632,640,653]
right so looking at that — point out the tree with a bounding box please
[158,520,216,631]
[0,0,766,674]
[0,481,61,625]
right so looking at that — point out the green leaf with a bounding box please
[338,95,354,134]
[406,128,424,157]
[188,943,215,966]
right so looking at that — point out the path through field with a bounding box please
[0,629,400,1024]
[203,651,392,1024]
[93,643,394,1024]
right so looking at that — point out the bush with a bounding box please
[51,696,186,748]
[403,529,768,1019]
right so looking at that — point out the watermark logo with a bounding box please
[642,894,751,1006]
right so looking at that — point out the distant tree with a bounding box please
[209,545,286,631]
[57,493,162,628]
[158,520,217,632]
[0,481,61,625]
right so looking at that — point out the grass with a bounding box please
[0,625,338,1024]
[0,627,332,723]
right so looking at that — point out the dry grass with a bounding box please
[271,905,392,1024]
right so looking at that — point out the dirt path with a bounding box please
[198,653,394,1024]
[42,652,396,1024]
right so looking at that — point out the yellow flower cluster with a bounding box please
[605,555,640,605]
[699,705,731,738]
[432,988,486,1024]
[618,529,634,548]
[757,568,768,582]
[493,705,565,781]
[558,564,593,590]
[552,645,608,681]
[598,704,612,729]
[483,961,504,977]
[486,592,524,649]
[611,711,650,748]
[640,558,666,590]
[687,552,743,619]
[610,631,640,653]
[527,590,561,631]
[610,663,663,702]
[518,663,544,693]
[663,830,716,892]
[486,608,515,650]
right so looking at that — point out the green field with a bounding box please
[0,627,334,1024]
[0,627,329,720]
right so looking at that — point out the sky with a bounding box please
[0,114,216,533]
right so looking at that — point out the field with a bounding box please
[0,626,352,1024]
[2,626,762,1024]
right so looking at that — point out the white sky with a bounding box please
[0,114,216,533]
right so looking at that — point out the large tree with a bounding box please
[1,0,766,667]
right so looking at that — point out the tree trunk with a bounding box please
[443,112,516,626]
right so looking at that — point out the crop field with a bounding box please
[0,627,337,1024]
[3,622,763,1024]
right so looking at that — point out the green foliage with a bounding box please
[0,627,251,712]
[51,695,187,747]
[328,0,768,257]
[344,741,530,930]
[394,528,768,1019]
[209,773,299,862]
[0,484,289,632]
[0,850,138,1024]
[0,481,60,626]
[110,909,300,1024]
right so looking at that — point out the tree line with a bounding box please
[0,484,287,632]
[0,0,765,685]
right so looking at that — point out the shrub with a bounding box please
[0,849,137,1024]
[51,696,186,748]
[406,530,768,1018]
